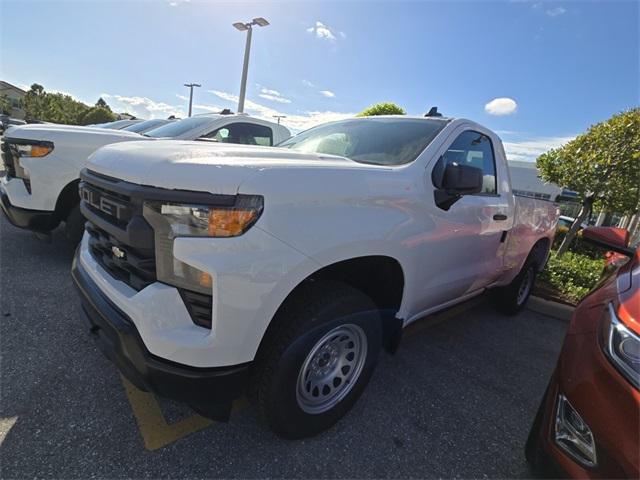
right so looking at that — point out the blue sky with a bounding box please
[1,0,638,161]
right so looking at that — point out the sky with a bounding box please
[1,0,638,161]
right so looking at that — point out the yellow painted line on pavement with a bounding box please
[0,416,18,446]
[121,376,250,451]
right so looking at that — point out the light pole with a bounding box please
[183,83,201,117]
[272,115,286,125]
[233,17,269,113]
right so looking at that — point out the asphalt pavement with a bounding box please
[0,215,569,479]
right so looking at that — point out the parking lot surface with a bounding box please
[1,216,569,478]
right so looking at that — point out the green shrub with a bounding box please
[539,251,604,303]
[552,226,602,259]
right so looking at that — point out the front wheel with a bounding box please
[250,281,382,439]
[64,204,85,243]
[493,258,537,315]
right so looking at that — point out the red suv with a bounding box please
[526,227,639,478]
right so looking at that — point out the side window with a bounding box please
[439,131,497,194]
[201,123,273,146]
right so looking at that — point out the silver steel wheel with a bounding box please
[517,267,534,305]
[296,324,368,414]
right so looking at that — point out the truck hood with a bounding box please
[86,140,362,195]
[6,124,143,141]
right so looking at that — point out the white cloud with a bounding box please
[258,87,291,104]
[319,90,335,98]
[168,0,190,6]
[503,135,575,162]
[261,88,280,96]
[302,79,315,88]
[192,103,224,113]
[546,6,566,17]
[175,94,189,101]
[306,21,344,41]
[207,89,354,132]
[102,93,187,119]
[485,97,518,116]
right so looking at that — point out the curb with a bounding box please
[527,295,574,321]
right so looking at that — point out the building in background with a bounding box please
[0,81,26,119]
[508,160,564,201]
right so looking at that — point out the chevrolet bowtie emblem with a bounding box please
[111,246,126,259]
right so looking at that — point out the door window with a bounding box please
[202,122,273,146]
[438,131,497,194]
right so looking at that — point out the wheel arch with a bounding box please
[257,255,406,359]
[530,237,552,271]
[53,178,80,221]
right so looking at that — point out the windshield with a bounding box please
[278,117,448,166]
[122,119,169,133]
[144,116,214,138]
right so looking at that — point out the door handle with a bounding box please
[493,214,508,221]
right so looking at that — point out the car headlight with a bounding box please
[15,142,54,158]
[602,303,640,389]
[142,195,263,294]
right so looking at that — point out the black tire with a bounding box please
[250,280,382,439]
[493,257,537,315]
[64,203,86,243]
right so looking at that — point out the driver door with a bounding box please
[412,129,511,313]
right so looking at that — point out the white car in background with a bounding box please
[0,113,290,241]
[91,119,145,130]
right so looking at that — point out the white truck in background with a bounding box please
[0,114,290,240]
[72,114,558,439]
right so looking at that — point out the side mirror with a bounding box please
[433,161,483,210]
[582,226,635,256]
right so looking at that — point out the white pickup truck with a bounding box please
[71,115,558,438]
[0,114,290,240]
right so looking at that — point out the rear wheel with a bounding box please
[250,281,382,439]
[493,257,537,315]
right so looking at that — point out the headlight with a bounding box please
[602,303,640,389]
[15,142,54,158]
[142,195,263,294]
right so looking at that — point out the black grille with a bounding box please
[86,222,157,291]
[1,139,16,177]
[80,176,156,291]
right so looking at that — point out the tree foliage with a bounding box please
[95,97,111,111]
[357,102,406,117]
[537,108,640,254]
[80,107,116,125]
[0,94,11,114]
[21,84,116,125]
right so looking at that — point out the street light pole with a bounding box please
[272,115,286,125]
[233,17,269,113]
[183,83,201,117]
[238,25,252,114]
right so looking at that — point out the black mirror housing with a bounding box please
[442,162,483,194]
[433,162,483,210]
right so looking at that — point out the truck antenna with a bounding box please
[425,107,443,117]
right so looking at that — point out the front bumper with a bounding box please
[71,251,250,416]
[0,183,58,232]
[529,313,640,478]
